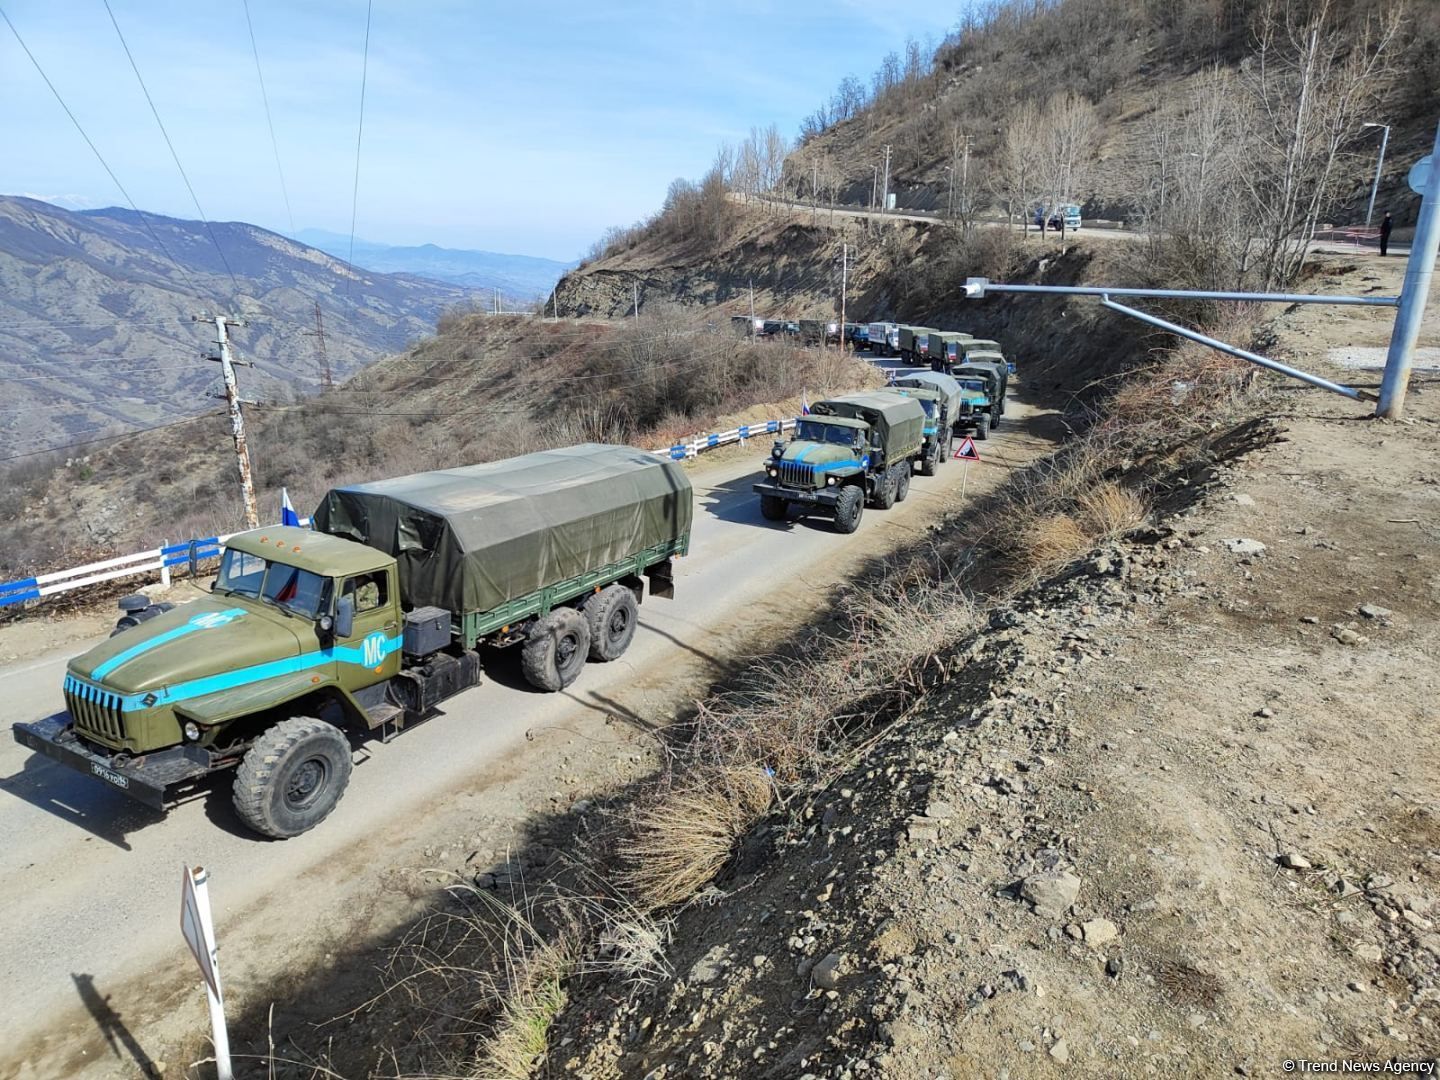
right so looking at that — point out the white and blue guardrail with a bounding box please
[0,419,800,612]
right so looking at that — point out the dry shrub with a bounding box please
[479,934,577,1080]
[1012,512,1090,571]
[1076,481,1147,537]
[619,767,774,910]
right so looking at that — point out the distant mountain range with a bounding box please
[0,195,477,457]
[291,229,576,302]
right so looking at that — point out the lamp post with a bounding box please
[1361,121,1390,228]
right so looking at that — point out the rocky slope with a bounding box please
[541,259,1440,1078]
[0,196,475,456]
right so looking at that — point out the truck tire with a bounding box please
[920,450,936,477]
[871,468,898,510]
[586,585,638,662]
[522,608,590,692]
[759,494,789,521]
[232,717,352,839]
[895,469,911,503]
[833,485,864,534]
[976,415,991,441]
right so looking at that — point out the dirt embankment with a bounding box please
[534,258,1440,1078]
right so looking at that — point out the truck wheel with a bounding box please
[833,485,864,534]
[871,469,898,510]
[919,451,936,477]
[522,608,590,691]
[976,415,991,440]
[586,585,638,662]
[895,469,911,503]
[233,717,352,839]
[759,494,789,521]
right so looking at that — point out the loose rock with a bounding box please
[1021,870,1082,919]
[812,952,844,989]
[1081,918,1118,947]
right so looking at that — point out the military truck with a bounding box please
[867,321,900,357]
[897,326,938,364]
[13,445,693,838]
[889,369,962,475]
[936,332,976,368]
[950,372,997,440]
[962,354,1010,415]
[752,391,926,533]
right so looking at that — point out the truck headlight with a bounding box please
[827,476,837,486]
[183,721,201,741]
[767,466,778,477]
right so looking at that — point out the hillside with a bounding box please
[291,229,576,302]
[781,0,1439,228]
[0,196,476,457]
[0,305,877,578]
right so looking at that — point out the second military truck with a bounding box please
[14,444,692,838]
[753,391,925,533]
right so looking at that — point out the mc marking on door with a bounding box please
[362,632,388,667]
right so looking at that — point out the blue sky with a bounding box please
[1,1,960,261]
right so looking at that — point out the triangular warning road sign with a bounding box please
[953,436,981,462]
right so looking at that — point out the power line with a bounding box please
[0,3,205,299]
[241,0,294,233]
[0,410,224,464]
[102,0,244,301]
[344,0,374,297]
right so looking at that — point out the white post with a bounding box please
[183,866,232,1080]
[160,540,171,588]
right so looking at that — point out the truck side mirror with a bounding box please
[334,595,355,639]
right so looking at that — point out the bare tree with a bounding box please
[1038,92,1100,220]
[1239,0,1401,287]
[992,100,1046,232]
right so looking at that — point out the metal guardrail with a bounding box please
[655,417,797,460]
[0,418,802,611]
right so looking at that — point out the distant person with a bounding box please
[1380,211,1393,257]
[1035,206,1045,233]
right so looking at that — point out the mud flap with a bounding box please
[646,558,676,600]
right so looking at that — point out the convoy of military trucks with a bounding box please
[12,315,1011,839]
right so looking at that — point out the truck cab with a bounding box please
[753,392,926,533]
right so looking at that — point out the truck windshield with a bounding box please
[958,379,987,394]
[215,549,329,620]
[794,420,859,446]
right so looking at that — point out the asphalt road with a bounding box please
[0,377,1054,1075]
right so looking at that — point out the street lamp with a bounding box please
[1361,121,1391,228]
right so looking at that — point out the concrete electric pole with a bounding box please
[881,144,892,213]
[197,313,259,529]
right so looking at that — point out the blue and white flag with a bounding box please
[280,487,300,527]
[801,389,810,416]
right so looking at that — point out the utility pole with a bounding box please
[1378,119,1440,419]
[1362,122,1391,228]
[871,164,879,210]
[196,313,259,529]
[550,289,558,322]
[749,278,756,339]
[304,300,333,390]
[633,282,639,319]
[838,242,848,353]
[881,144,892,213]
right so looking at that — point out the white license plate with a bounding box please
[91,762,130,789]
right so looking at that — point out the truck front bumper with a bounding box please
[12,714,213,811]
[753,481,842,510]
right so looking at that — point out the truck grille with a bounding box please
[64,674,126,745]
[779,460,817,488]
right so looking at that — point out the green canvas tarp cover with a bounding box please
[312,444,692,616]
[811,392,925,459]
[891,370,962,419]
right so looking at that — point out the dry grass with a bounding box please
[479,935,576,1080]
[619,767,775,911]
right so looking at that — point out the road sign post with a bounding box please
[953,436,981,498]
[182,865,232,1080]
[1379,121,1440,419]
